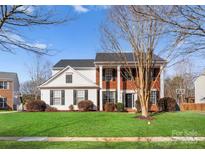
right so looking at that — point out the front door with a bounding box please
[125,93,133,108]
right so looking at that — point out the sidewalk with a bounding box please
[0,111,17,114]
[0,137,205,142]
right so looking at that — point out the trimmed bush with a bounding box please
[26,100,47,112]
[78,100,94,111]
[45,106,58,112]
[157,97,177,112]
[104,102,115,112]
[69,104,74,111]
[116,102,124,112]
[135,100,153,112]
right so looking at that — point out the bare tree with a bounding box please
[130,6,205,58]
[0,5,68,54]
[102,6,166,118]
[165,59,195,100]
[20,55,52,99]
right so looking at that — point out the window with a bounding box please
[50,90,65,105]
[73,90,88,105]
[152,68,159,81]
[150,91,158,104]
[76,90,85,103]
[0,97,7,109]
[66,75,72,83]
[103,91,116,104]
[0,81,9,89]
[53,90,61,105]
[104,69,113,81]
[121,69,136,81]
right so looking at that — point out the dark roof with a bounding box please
[95,52,165,62]
[0,72,18,80]
[53,59,95,68]
[54,52,165,68]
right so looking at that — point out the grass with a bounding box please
[0,141,205,149]
[0,111,205,137]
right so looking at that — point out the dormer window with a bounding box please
[66,74,72,83]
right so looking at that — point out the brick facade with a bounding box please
[0,81,14,110]
[96,67,161,90]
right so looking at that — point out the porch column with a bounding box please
[99,65,103,111]
[117,65,121,102]
[160,65,165,98]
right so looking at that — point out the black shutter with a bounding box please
[85,90,88,100]
[73,90,77,105]
[50,90,53,105]
[112,69,116,81]
[61,90,65,105]
[103,69,105,81]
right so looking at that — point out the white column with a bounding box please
[117,65,121,102]
[99,65,103,111]
[160,65,165,98]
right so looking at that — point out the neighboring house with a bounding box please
[195,73,205,103]
[40,52,166,111]
[0,72,20,110]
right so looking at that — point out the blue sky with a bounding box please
[1,5,205,83]
[0,6,108,83]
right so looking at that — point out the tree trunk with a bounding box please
[141,102,149,118]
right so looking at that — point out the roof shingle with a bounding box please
[53,59,95,68]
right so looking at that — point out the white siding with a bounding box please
[76,69,96,83]
[195,75,205,103]
[41,88,97,110]
[44,67,96,87]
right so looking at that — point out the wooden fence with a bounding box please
[180,103,205,111]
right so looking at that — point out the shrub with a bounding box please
[116,102,124,112]
[45,106,58,112]
[157,97,177,112]
[78,100,94,111]
[135,100,156,112]
[104,102,115,112]
[26,100,47,112]
[69,104,74,111]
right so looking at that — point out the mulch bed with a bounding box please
[136,115,155,120]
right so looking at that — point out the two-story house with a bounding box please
[0,72,20,110]
[40,52,166,111]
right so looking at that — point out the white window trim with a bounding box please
[103,91,116,103]
[104,69,113,81]
[0,97,7,108]
[150,90,158,104]
[76,90,85,104]
[0,81,9,89]
[53,90,62,105]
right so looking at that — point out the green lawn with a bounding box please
[0,141,205,149]
[0,111,205,137]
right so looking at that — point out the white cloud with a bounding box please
[32,43,47,49]
[72,5,89,13]
[94,5,111,10]
[0,30,48,51]
[16,6,34,15]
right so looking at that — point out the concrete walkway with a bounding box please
[0,111,17,114]
[0,137,205,142]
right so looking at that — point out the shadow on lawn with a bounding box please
[132,111,168,120]
[29,119,83,136]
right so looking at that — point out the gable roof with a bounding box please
[95,52,165,63]
[53,59,95,68]
[40,65,98,88]
[0,72,19,88]
[0,72,18,80]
